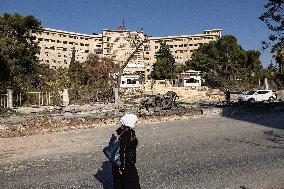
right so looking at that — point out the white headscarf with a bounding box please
[120,114,138,128]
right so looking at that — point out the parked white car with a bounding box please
[238,90,277,103]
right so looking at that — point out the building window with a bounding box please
[155,46,158,49]
[144,46,150,51]
[53,59,56,63]
[63,41,67,44]
[186,78,199,83]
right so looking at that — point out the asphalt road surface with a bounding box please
[0,115,283,189]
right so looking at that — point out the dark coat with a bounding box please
[113,126,141,189]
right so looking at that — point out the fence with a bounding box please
[0,94,8,108]
[0,89,69,108]
[25,92,52,106]
[13,93,22,107]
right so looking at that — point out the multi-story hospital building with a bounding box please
[34,27,222,75]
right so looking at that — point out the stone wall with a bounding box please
[142,84,225,103]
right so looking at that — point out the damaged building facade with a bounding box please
[34,27,222,76]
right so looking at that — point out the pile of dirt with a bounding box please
[0,106,204,138]
[0,115,120,138]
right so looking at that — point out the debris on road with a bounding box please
[0,102,205,138]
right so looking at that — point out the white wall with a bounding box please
[181,76,201,87]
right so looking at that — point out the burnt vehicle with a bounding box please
[141,91,179,111]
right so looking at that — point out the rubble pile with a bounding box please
[0,104,205,138]
[142,85,225,103]
[0,115,120,138]
[0,107,20,117]
[0,87,229,138]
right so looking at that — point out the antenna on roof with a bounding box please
[118,18,126,30]
[123,18,125,30]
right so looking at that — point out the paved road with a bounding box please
[0,115,283,189]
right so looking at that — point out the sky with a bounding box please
[0,0,275,67]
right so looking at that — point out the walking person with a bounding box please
[225,90,231,105]
[112,113,141,189]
